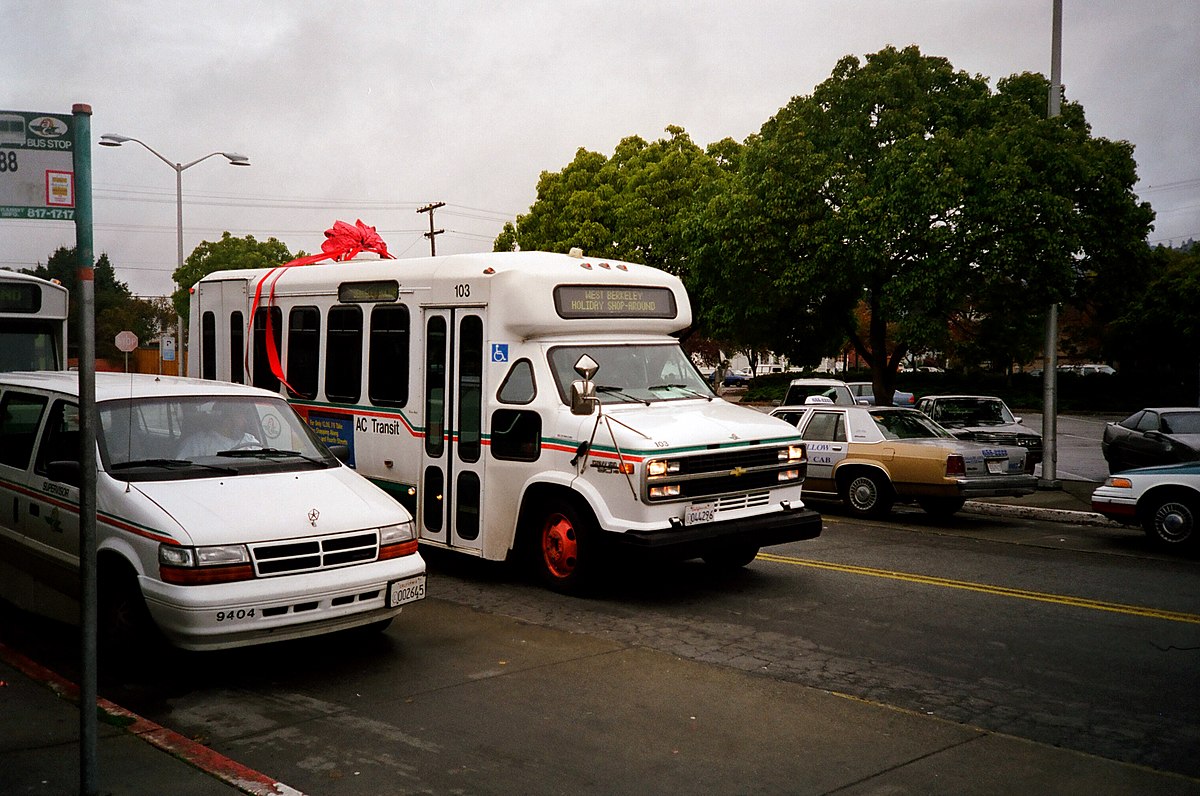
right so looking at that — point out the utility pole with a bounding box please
[417,202,445,256]
[1040,0,1062,489]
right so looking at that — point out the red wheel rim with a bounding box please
[541,513,578,580]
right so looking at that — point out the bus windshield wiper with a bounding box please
[648,384,713,400]
[595,385,650,405]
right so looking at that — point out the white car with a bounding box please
[0,372,426,651]
[1090,462,1200,549]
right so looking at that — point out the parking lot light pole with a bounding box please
[98,134,250,371]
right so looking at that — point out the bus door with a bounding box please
[419,307,486,551]
[193,279,250,382]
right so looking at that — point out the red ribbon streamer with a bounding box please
[247,220,394,394]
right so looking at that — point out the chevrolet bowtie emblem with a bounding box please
[308,508,320,526]
[730,467,747,477]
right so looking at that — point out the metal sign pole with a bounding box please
[72,102,99,796]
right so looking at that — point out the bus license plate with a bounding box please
[684,502,716,526]
[388,575,426,607]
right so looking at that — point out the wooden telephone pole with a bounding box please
[417,201,445,255]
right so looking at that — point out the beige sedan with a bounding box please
[771,404,1038,518]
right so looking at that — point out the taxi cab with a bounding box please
[770,403,1038,518]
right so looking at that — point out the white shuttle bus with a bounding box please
[188,250,821,591]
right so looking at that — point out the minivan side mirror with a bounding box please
[327,444,350,463]
[46,460,82,487]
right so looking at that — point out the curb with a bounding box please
[0,642,306,796]
[962,500,1116,527]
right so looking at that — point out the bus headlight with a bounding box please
[647,459,681,476]
[779,445,806,463]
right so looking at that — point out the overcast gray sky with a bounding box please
[4,0,1198,297]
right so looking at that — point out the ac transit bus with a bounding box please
[0,270,68,371]
[188,250,821,591]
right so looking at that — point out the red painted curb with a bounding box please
[0,642,305,796]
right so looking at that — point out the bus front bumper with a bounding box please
[607,504,822,560]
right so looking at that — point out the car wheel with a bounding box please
[533,497,600,594]
[842,471,894,518]
[917,497,966,517]
[98,562,160,658]
[1141,492,1197,548]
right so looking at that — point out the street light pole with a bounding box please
[99,134,250,373]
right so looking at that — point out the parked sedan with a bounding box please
[722,369,753,387]
[847,382,916,406]
[916,394,1042,469]
[770,404,1037,518]
[1091,462,1199,549]
[1102,408,1200,473]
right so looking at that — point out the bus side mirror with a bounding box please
[571,354,600,416]
[571,380,597,416]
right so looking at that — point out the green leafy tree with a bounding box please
[690,46,1152,402]
[172,232,294,318]
[25,248,139,360]
[494,127,732,285]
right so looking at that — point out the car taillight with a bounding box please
[945,454,966,476]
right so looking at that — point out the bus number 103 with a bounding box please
[454,283,471,298]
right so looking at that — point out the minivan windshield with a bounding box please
[99,395,336,479]
[548,344,714,405]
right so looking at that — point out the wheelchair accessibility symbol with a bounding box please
[491,343,509,363]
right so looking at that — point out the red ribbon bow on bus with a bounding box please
[249,220,395,394]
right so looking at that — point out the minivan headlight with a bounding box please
[159,543,252,584]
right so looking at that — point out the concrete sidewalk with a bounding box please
[0,643,293,795]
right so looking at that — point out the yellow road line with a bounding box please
[756,552,1200,624]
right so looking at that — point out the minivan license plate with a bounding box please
[684,502,716,526]
[388,575,426,607]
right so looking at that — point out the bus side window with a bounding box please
[287,306,321,400]
[230,311,245,384]
[201,311,216,380]
[490,409,541,462]
[326,306,363,404]
[252,307,283,393]
[0,391,49,470]
[496,359,536,405]
[369,305,409,407]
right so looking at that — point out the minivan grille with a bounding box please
[250,531,379,576]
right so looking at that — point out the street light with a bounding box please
[99,133,250,372]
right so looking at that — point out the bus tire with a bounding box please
[702,544,760,570]
[533,497,599,594]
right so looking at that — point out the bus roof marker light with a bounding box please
[482,267,495,274]
[598,262,610,269]
[580,263,592,269]
[616,264,628,271]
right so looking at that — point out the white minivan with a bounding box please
[0,371,425,651]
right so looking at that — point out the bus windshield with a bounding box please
[548,344,714,405]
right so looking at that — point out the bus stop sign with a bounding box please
[0,110,75,221]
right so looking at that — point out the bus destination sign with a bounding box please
[0,110,75,221]
[554,285,677,320]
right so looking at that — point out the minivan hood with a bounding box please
[130,467,409,547]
